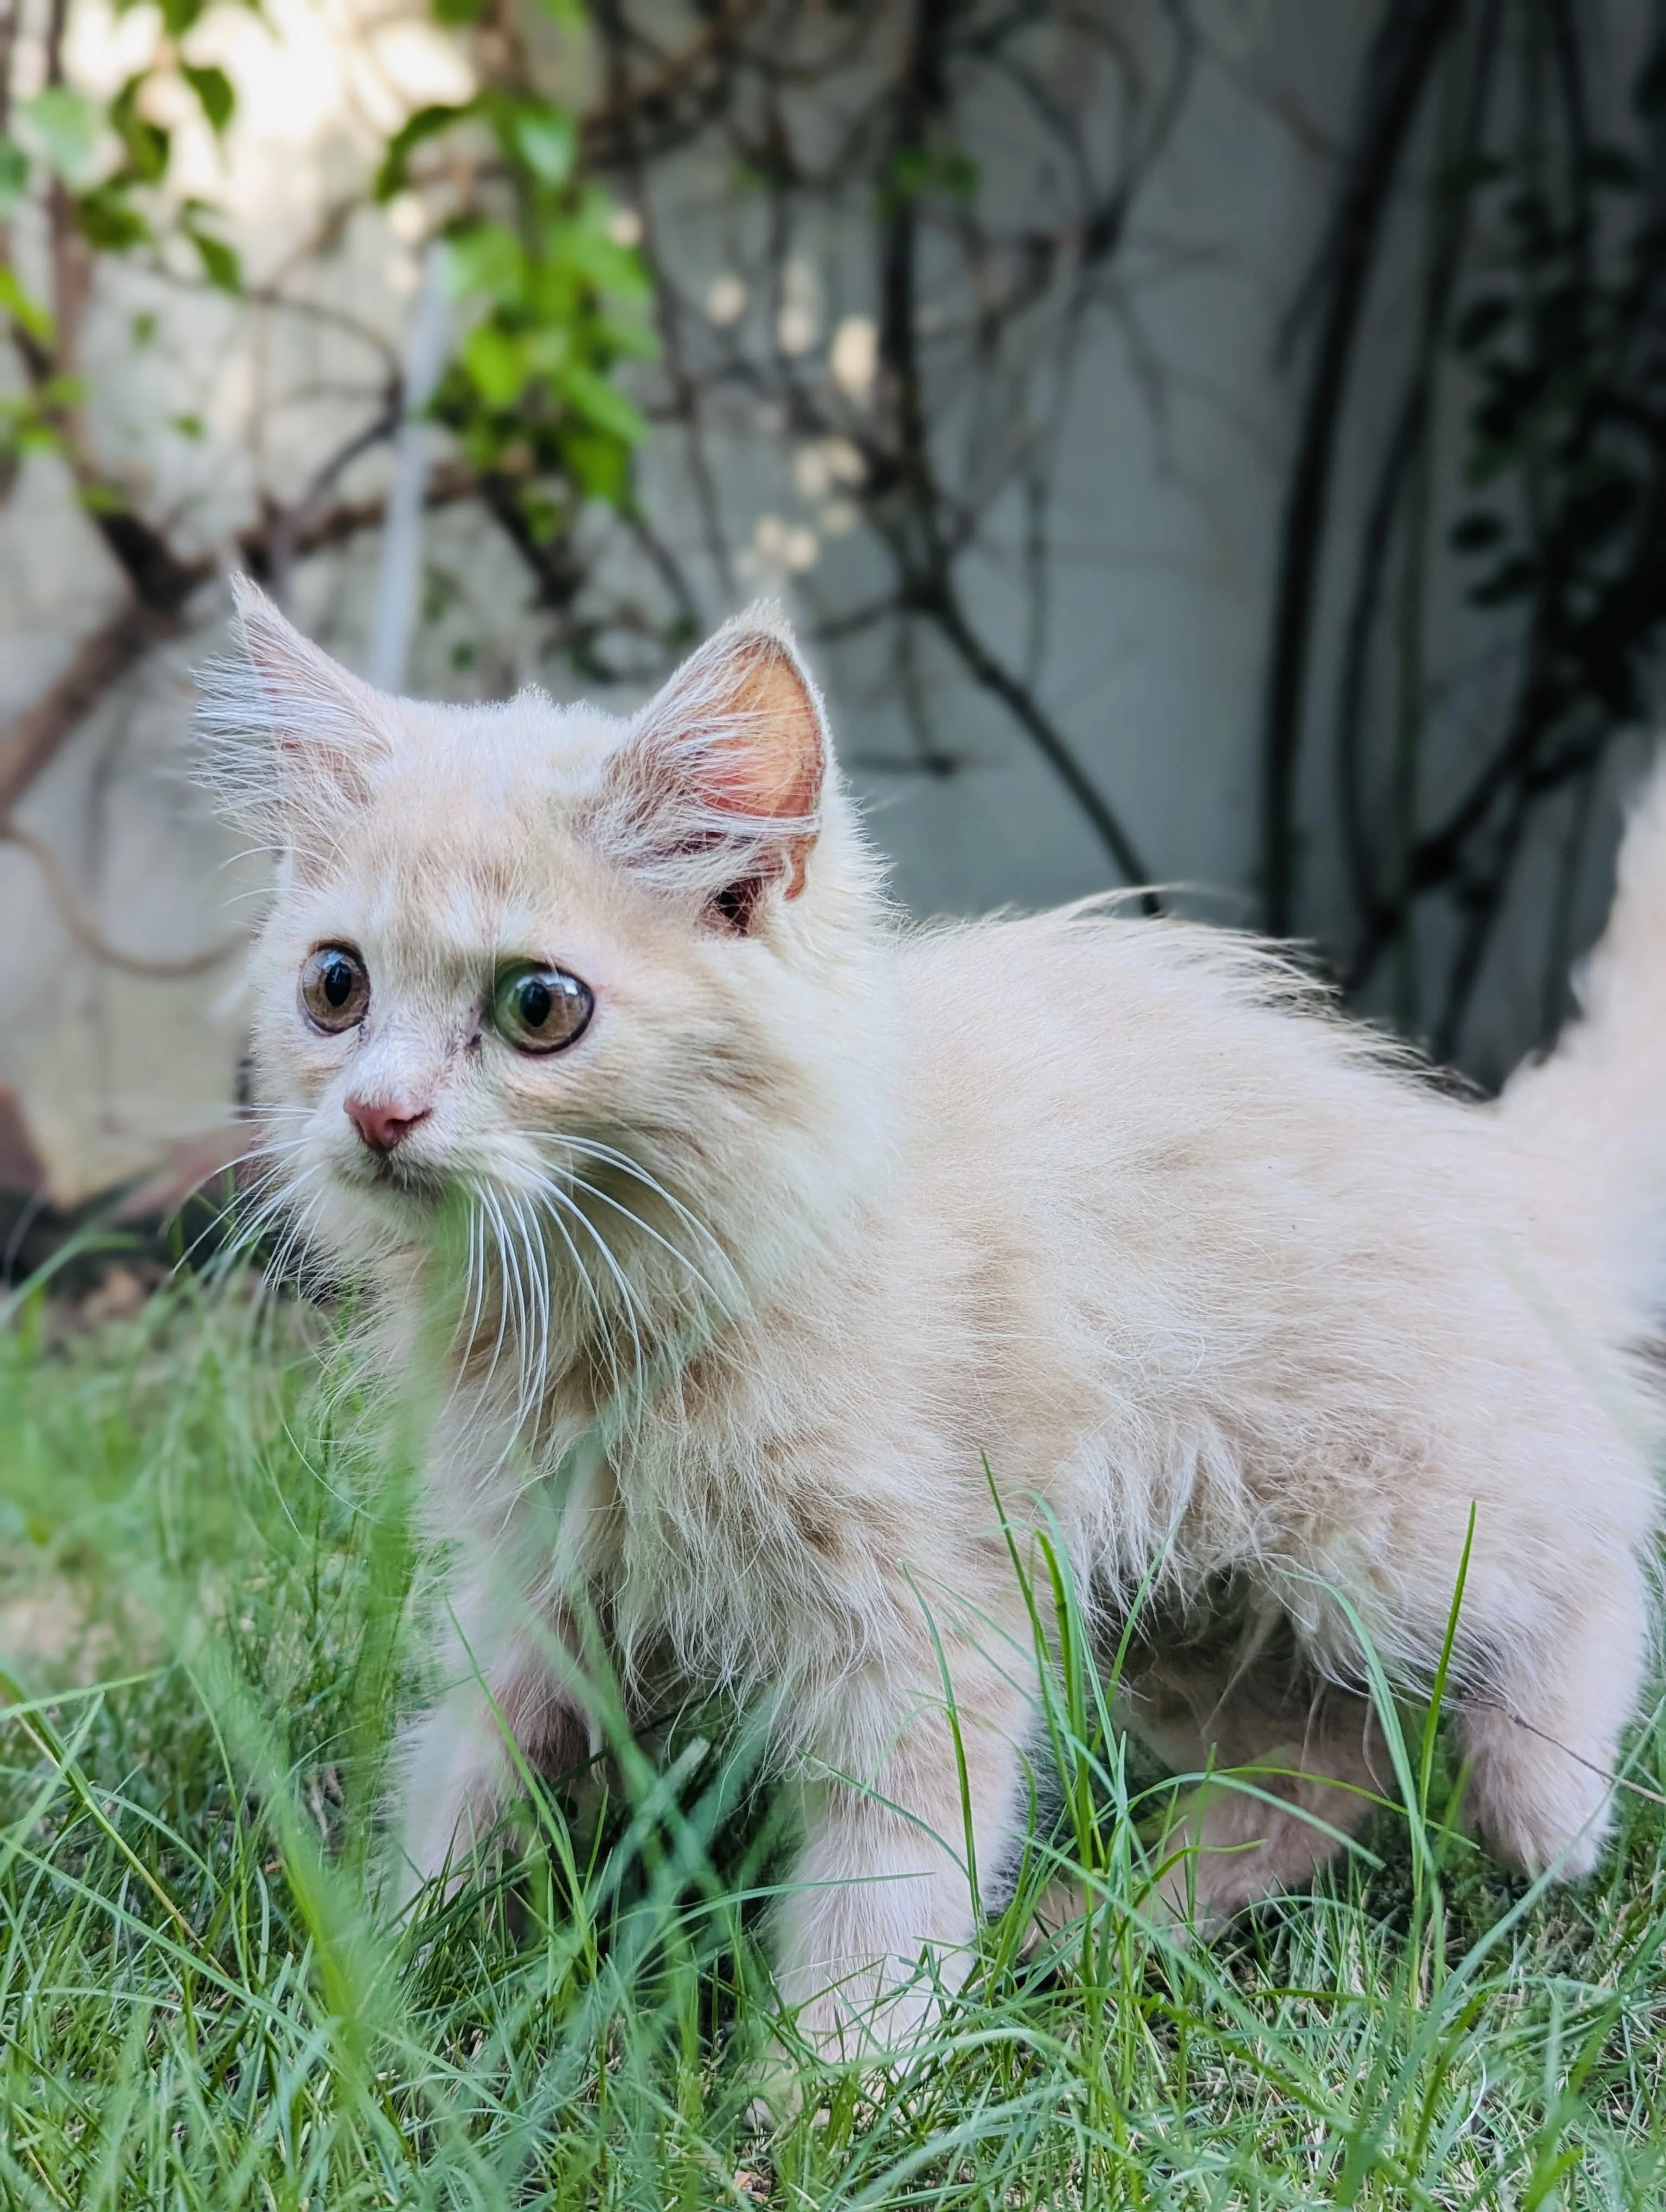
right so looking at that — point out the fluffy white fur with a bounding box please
[207,576,1666,2052]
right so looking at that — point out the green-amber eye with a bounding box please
[300,944,369,1034]
[491,963,594,1055]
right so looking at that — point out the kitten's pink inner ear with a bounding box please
[701,647,824,833]
[606,617,829,916]
[703,646,822,901]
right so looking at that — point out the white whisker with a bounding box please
[561,1170,723,1307]
[534,1181,627,1402]
[203,1157,324,1287]
[462,1199,488,1360]
[477,1186,518,1405]
[529,1130,743,1302]
[504,1187,551,1436]
[542,1181,649,1408]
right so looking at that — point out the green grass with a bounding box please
[1,1279,1665,2208]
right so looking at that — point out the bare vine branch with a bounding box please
[1260,0,1462,940]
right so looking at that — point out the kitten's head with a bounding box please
[201,580,887,1306]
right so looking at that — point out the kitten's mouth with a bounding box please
[340,1149,448,1202]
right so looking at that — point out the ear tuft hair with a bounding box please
[195,576,395,858]
[590,605,830,927]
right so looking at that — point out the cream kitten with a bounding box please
[204,577,1666,2054]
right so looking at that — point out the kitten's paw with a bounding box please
[1462,1706,1613,1880]
[384,1850,467,1923]
[384,1817,495,1921]
[785,1972,943,2067]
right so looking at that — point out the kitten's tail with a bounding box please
[1499,747,1666,1323]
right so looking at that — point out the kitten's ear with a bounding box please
[196,575,394,853]
[595,605,828,930]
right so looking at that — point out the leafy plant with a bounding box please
[379,85,656,530]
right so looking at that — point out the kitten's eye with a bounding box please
[300,945,369,1034]
[491,963,594,1055]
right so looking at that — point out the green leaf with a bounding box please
[189,227,242,294]
[75,185,151,252]
[524,258,581,326]
[0,137,29,215]
[111,78,169,185]
[520,325,571,377]
[433,0,489,19]
[159,0,208,31]
[513,104,574,187]
[182,64,235,136]
[2,416,58,456]
[593,310,659,362]
[119,116,169,184]
[556,361,647,445]
[170,413,206,440]
[461,322,528,410]
[883,142,979,209]
[458,414,504,471]
[562,428,629,505]
[546,218,649,302]
[446,223,526,307]
[0,388,62,456]
[0,265,53,344]
[22,87,99,184]
[518,488,563,543]
[374,100,475,202]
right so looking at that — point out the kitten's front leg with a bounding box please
[392,1574,593,1909]
[772,1638,1036,2058]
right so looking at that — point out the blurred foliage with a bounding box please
[0,0,653,531]
[2,9,241,310]
[379,89,655,519]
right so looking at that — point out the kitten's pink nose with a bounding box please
[345,1096,429,1154]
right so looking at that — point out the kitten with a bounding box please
[204,577,1666,2053]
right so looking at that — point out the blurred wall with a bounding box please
[0,1,1649,1200]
